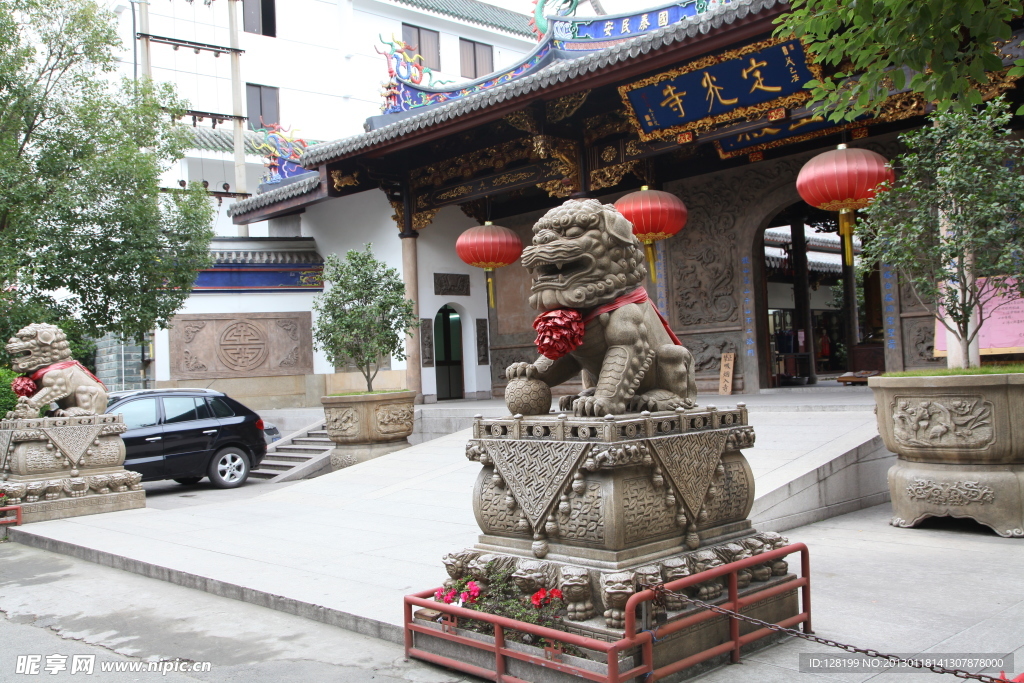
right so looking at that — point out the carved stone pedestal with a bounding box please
[443,406,797,628]
[0,415,145,523]
[870,373,1024,538]
[889,460,1024,538]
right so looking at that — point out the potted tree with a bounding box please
[314,245,419,452]
[859,98,1024,537]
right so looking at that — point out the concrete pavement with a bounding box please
[4,504,1021,682]
[0,540,471,683]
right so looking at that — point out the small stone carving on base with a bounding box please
[1,324,145,523]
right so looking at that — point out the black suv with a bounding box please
[106,389,267,488]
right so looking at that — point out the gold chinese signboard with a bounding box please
[618,38,821,141]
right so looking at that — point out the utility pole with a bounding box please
[137,0,152,78]
[227,0,249,237]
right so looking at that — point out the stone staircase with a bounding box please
[250,421,332,481]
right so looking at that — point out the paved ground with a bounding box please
[3,505,1021,682]
[8,399,880,637]
[0,540,472,683]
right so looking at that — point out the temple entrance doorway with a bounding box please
[759,202,862,387]
[434,305,464,400]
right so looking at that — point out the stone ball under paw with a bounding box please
[504,378,552,416]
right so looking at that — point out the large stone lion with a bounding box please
[506,199,696,416]
[5,323,107,418]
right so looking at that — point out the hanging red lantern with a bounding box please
[614,186,688,283]
[796,144,894,264]
[456,221,523,307]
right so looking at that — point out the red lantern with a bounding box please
[796,145,894,264]
[456,221,523,307]
[614,186,688,283]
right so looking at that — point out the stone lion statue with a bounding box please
[5,323,107,419]
[507,199,696,416]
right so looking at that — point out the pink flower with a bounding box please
[443,589,456,604]
[533,309,585,360]
[466,581,481,598]
[531,588,548,608]
[549,588,563,601]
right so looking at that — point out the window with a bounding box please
[118,399,159,431]
[459,39,493,79]
[242,0,276,37]
[207,397,235,418]
[402,24,440,71]
[163,397,211,424]
[246,83,279,128]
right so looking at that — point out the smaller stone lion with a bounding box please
[5,323,107,419]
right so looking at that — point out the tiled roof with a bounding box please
[226,174,322,217]
[301,0,784,168]
[188,127,265,155]
[390,0,533,37]
[764,246,846,274]
[211,250,323,265]
[187,126,324,157]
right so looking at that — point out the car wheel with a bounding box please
[173,477,202,485]
[207,447,250,488]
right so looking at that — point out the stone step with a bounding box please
[273,445,332,455]
[262,453,312,463]
[255,461,293,472]
[248,471,276,479]
[307,430,329,438]
[292,437,333,446]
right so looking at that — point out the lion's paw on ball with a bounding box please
[504,377,552,416]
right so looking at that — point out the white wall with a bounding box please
[414,206,492,399]
[109,0,533,144]
[300,189,409,373]
[766,282,839,311]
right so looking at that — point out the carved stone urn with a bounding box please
[869,374,1024,538]
[322,390,416,444]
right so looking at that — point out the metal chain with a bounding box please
[641,584,1010,683]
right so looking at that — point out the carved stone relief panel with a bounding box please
[900,279,934,314]
[476,319,490,365]
[679,334,740,375]
[902,317,942,368]
[434,273,470,296]
[622,476,677,544]
[420,318,434,368]
[891,395,994,450]
[490,346,537,385]
[169,312,312,380]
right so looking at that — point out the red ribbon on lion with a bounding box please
[533,288,680,360]
[10,360,106,398]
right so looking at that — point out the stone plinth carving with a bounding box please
[439,404,793,638]
[321,390,416,445]
[2,324,144,523]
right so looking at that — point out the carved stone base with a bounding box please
[888,460,1024,538]
[0,415,146,523]
[329,441,411,471]
[13,489,146,523]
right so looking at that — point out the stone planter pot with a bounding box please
[321,390,416,445]
[868,373,1024,538]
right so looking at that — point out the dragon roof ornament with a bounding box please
[378,0,736,117]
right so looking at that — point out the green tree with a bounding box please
[0,0,214,346]
[859,98,1024,368]
[313,245,418,392]
[775,0,1024,121]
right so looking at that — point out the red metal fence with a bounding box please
[404,542,811,683]
[0,505,22,526]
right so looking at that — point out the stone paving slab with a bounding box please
[7,405,884,647]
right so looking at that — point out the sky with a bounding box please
[476,0,654,17]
